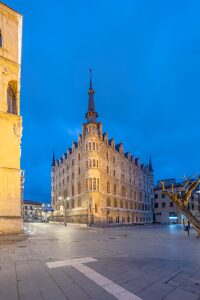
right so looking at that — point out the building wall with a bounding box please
[52,122,154,225]
[154,181,200,224]
[23,202,42,220]
[0,4,23,233]
[154,185,183,224]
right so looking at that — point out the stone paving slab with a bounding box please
[0,223,200,300]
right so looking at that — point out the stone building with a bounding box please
[51,72,154,225]
[154,179,183,224]
[23,200,42,221]
[0,3,23,233]
[154,179,200,224]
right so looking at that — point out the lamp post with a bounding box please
[64,197,70,226]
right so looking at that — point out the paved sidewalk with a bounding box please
[0,224,199,300]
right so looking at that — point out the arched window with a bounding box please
[72,185,74,196]
[93,159,96,167]
[0,31,2,48]
[78,182,81,194]
[122,186,126,198]
[93,178,96,191]
[7,82,17,114]
[86,179,88,191]
[107,181,110,193]
[114,199,118,208]
[106,197,111,207]
[114,184,117,195]
[89,178,92,190]
[97,178,100,191]
[120,200,123,208]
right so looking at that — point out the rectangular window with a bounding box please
[86,179,88,191]
[155,203,158,208]
[162,202,166,208]
[97,178,99,191]
[93,178,96,191]
[89,178,92,190]
[170,202,173,207]
[93,142,95,150]
[155,194,158,199]
[89,143,91,151]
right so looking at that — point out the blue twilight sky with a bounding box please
[5,0,200,202]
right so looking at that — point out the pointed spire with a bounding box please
[52,151,55,167]
[88,68,95,112]
[85,68,98,123]
[89,68,93,90]
[149,157,153,172]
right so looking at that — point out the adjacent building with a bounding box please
[154,179,200,224]
[154,179,183,224]
[0,3,23,233]
[51,72,154,225]
[23,200,42,221]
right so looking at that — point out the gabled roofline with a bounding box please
[0,2,22,16]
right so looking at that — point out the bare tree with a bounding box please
[161,176,200,238]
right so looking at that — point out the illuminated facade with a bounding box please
[51,72,154,225]
[0,3,23,233]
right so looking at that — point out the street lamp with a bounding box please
[64,197,70,227]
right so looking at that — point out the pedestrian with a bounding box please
[187,220,190,236]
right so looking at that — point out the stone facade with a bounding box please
[154,179,200,224]
[51,73,154,225]
[0,4,23,233]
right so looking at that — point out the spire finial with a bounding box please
[52,151,55,167]
[85,69,98,123]
[89,68,92,89]
[149,157,153,172]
